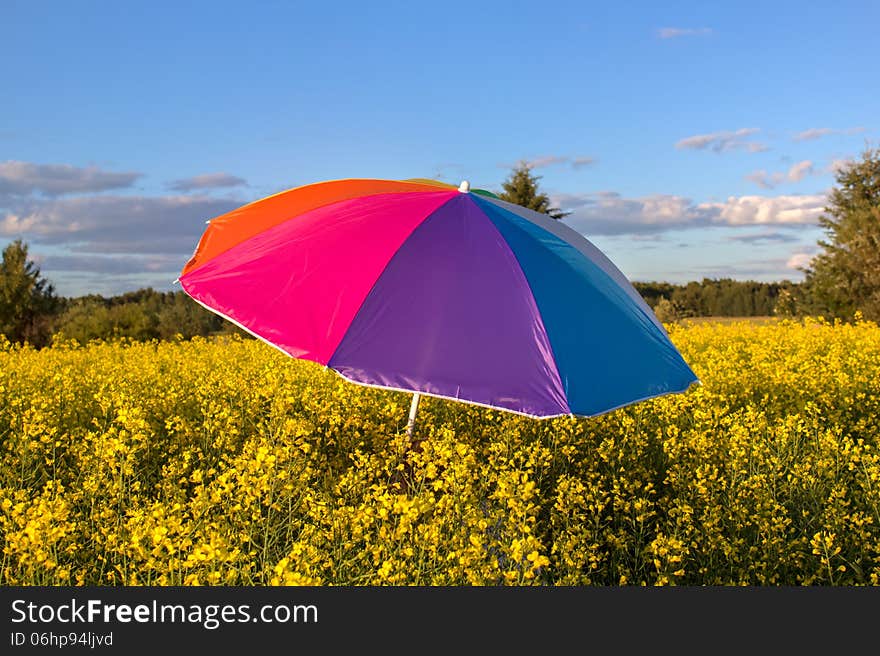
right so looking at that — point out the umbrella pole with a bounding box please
[406,392,421,439]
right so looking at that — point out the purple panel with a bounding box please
[328,194,569,417]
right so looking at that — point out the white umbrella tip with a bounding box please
[458,180,470,193]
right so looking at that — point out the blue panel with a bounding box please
[473,196,698,416]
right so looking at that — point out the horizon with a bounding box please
[2,0,877,296]
[40,272,802,302]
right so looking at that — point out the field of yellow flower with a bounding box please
[1,318,879,586]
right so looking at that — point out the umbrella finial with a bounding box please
[458,180,470,193]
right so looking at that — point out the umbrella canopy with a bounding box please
[179,178,698,418]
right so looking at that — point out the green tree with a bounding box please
[156,291,229,340]
[0,240,58,346]
[53,299,115,344]
[773,287,798,318]
[803,147,880,321]
[498,162,570,220]
[652,296,683,324]
[54,288,243,344]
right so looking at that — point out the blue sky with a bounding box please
[2,0,877,296]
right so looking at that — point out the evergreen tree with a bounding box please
[0,240,58,346]
[803,147,880,320]
[498,162,570,220]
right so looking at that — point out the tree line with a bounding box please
[1,148,878,347]
[0,253,242,348]
[633,279,800,322]
[0,240,808,349]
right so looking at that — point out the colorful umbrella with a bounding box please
[179,178,698,429]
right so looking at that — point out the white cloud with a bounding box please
[785,246,820,271]
[726,231,800,244]
[0,161,141,198]
[1,193,244,295]
[793,127,867,142]
[826,158,852,174]
[555,190,827,235]
[500,155,598,171]
[553,191,712,235]
[688,259,799,280]
[40,253,183,274]
[746,160,815,188]
[571,157,597,169]
[786,252,814,270]
[792,128,833,142]
[702,193,826,226]
[787,160,814,182]
[745,170,784,189]
[1,194,242,255]
[168,172,247,192]
[675,128,767,153]
[657,27,713,39]
[525,155,569,169]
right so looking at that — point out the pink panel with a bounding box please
[180,191,456,364]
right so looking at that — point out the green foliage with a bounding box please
[803,147,880,321]
[53,288,239,345]
[773,288,799,318]
[0,240,58,347]
[634,279,799,318]
[3,322,880,585]
[498,162,570,220]
[652,296,683,323]
[0,240,251,347]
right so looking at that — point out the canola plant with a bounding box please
[1,318,878,585]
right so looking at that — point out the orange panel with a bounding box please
[181,178,446,276]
